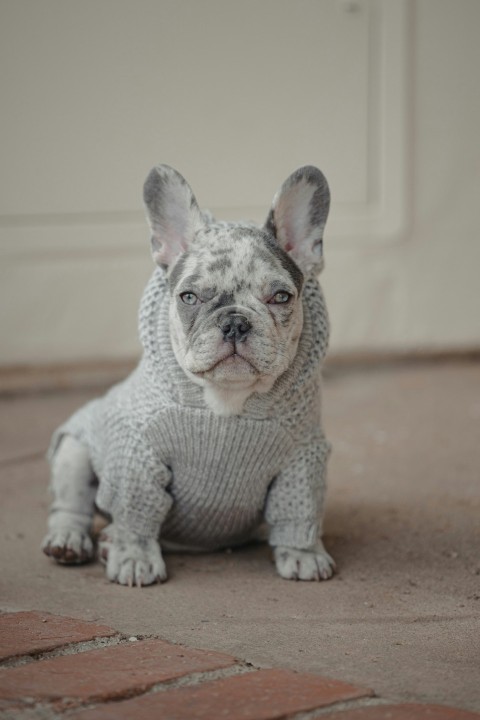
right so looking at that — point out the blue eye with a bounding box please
[180,292,199,305]
[270,291,292,304]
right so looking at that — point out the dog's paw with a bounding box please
[274,541,336,581]
[105,532,167,587]
[97,523,115,564]
[42,527,94,565]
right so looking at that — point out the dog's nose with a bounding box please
[219,313,252,342]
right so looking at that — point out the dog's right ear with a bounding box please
[143,165,203,268]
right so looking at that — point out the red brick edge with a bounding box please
[0,611,478,720]
[0,610,117,661]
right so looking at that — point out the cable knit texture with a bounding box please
[49,268,331,550]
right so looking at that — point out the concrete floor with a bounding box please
[0,361,479,711]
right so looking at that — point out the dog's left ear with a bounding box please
[143,165,203,268]
[264,166,330,275]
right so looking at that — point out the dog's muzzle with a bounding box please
[218,311,252,343]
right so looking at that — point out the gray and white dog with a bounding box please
[42,165,335,586]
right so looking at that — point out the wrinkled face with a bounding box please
[168,224,304,396]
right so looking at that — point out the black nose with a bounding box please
[219,313,252,342]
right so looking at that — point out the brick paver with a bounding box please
[0,611,117,661]
[320,705,480,719]
[1,611,478,720]
[0,637,235,704]
[69,668,373,720]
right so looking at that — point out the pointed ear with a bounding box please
[143,165,203,268]
[264,166,330,274]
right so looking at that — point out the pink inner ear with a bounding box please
[152,227,187,267]
[284,242,294,253]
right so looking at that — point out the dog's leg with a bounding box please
[42,435,96,564]
[266,435,336,581]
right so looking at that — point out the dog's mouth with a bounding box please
[197,350,259,378]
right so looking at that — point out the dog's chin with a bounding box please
[184,354,276,416]
[204,354,259,385]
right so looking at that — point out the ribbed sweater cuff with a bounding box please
[268,521,318,550]
[96,491,162,540]
[113,513,161,540]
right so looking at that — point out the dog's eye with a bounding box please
[270,291,292,304]
[180,292,199,305]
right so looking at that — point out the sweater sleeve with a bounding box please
[264,432,331,549]
[95,418,173,539]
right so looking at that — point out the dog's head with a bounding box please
[143,165,330,415]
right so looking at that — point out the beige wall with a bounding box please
[1,0,479,365]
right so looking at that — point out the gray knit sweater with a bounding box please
[49,268,331,551]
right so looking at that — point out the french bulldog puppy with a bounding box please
[42,165,335,586]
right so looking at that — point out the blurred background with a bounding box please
[1,0,479,387]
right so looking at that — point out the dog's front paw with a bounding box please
[105,532,167,587]
[42,527,94,565]
[274,541,336,581]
